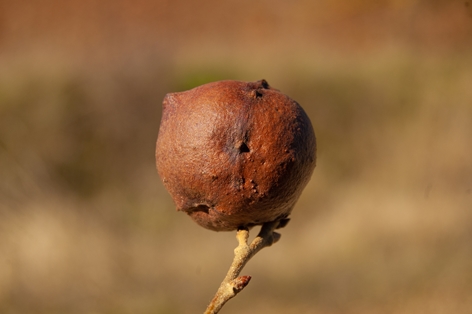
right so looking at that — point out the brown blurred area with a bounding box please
[1,0,472,313]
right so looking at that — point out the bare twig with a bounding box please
[204,221,282,314]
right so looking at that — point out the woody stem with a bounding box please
[203,221,281,314]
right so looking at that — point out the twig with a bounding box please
[204,221,282,314]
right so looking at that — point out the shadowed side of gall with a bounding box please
[156,80,316,231]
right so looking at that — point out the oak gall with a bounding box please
[156,80,316,231]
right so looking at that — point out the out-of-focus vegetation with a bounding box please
[1,1,471,313]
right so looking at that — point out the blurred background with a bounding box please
[1,0,472,313]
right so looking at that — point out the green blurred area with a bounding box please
[1,1,472,313]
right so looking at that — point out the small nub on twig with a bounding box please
[204,220,283,314]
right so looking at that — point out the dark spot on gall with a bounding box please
[189,204,210,214]
[260,79,270,89]
[239,142,250,153]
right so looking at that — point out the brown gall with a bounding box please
[156,80,316,231]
